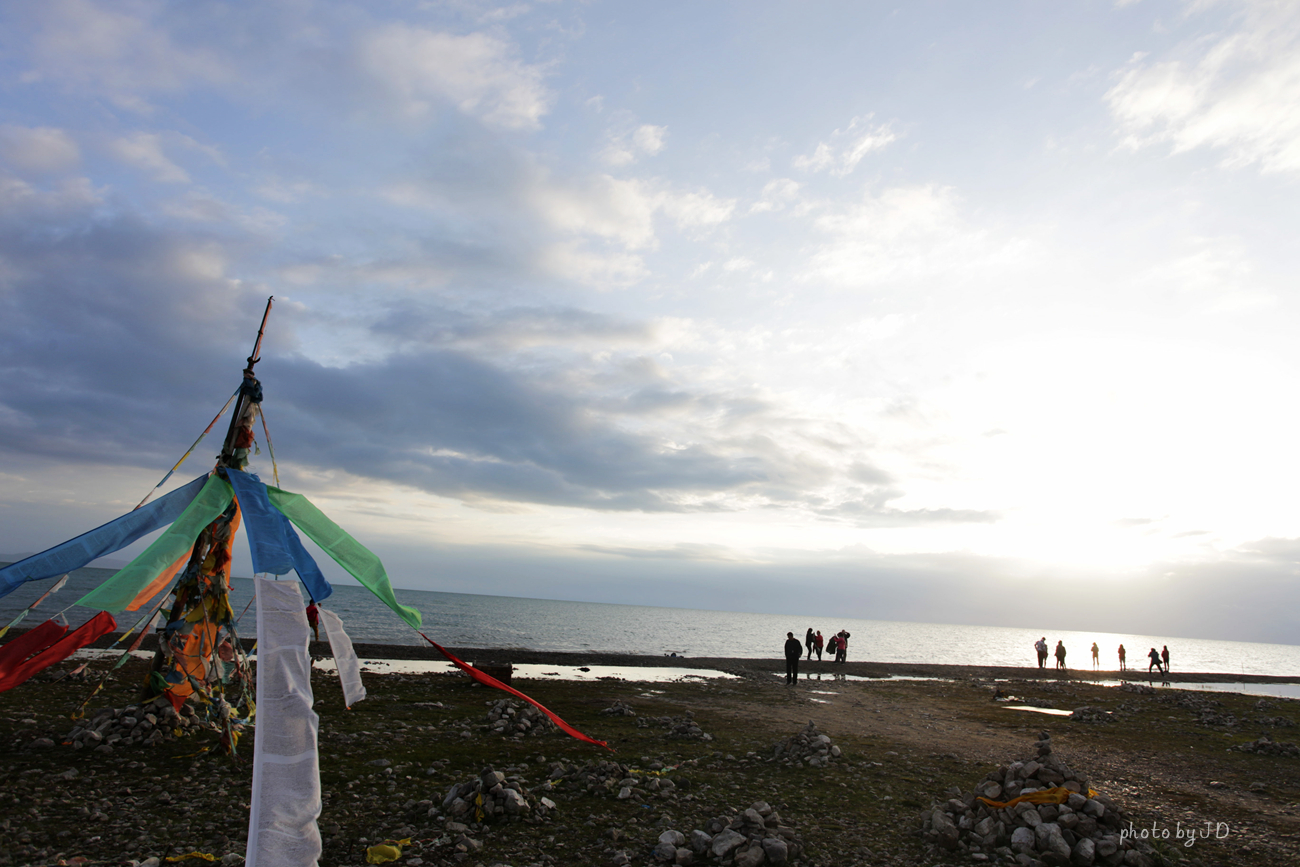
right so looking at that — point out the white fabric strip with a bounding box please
[319,607,366,709]
[246,577,322,867]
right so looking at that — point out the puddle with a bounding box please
[314,659,737,683]
[1093,680,1300,700]
[808,690,839,695]
[808,698,831,704]
[1003,705,1073,716]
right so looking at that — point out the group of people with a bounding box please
[782,627,853,684]
[1033,637,1069,670]
[1034,637,1172,675]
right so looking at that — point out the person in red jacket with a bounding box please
[814,630,824,661]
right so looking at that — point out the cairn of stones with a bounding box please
[622,801,803,867]
[65,696,218,752]
[636,710,711,740]
[441,766,557,823]
[485,698,555,738]
[601,700,637,716]
[547,759,683,801]
[771,721,841,767]
[921,731,1155,866]
[1233,734,1300,757]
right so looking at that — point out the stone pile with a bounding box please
[601,700,637,716]
[485,698,555,738]
[1116,683,1154,695]
[920,731,1152,866]
[65,696,219,752]
[441,766,557,823]
[621,801,803,867]
[1067,707,1116,724]
[637,710,711,740]
[1232,734,1300,758]
[771,721,841,767]
[549,759,684,801]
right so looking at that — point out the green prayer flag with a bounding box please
[76,475,234,613]
[266,487,422,629]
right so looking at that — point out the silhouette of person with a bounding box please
[1118,644,1126,672]
[805,628,815,660]
[1035,637,1048,669]
[1091,642,1099,670]
[1148,647,1163,675]
[1161,645,1170,673]
[1054,640,1067,670]
[784,632,803,685]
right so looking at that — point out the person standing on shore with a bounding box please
[805,628,815,660]
[1054,640,1067,670]
[305,601,320,643]
[835,630,850,663]
[814,630,824,661]
[1161,645,1170,673]
[1148,647,1163,675]
[1035,637,1048,669]
[1091,642,1099,670]
[784,632,803,684]
[1118,644,1126,672]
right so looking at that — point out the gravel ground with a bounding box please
[2,650,1299,867]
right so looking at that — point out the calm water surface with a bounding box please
[5,567,1299,678]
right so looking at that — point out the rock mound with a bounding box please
[485,698,555,738]
[920,731,1156,866]
[617,800,804,866]
[771,721,841,767]
[65,696,231,752]
[441,766,557,822]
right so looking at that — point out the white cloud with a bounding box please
[20,0,233,113]
[794,115,897,176]
[805,184,1028,288]
[749,178,801,213]
[600,122,669,166]
[359,24,552,129]
[530,174,734,249]
[1106,3,1300,174]
[0,125,81,174]
[106,132,190,183]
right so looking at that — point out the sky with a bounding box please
[1,0,1299,644]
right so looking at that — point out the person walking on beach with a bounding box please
[1118,644,1127,672]
[814,630,824,661]
[1035,637,1048,669]
[1091,642,1100,670]
[1054,640,1067,670]
[1148,647,1163,675]
[784,632,803,685]
[305,601,320,643]
[805,628,815,660]
[1161,645,1170,673]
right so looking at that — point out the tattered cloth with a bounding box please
[0,612,117,693]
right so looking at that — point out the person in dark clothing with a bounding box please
[1161,645,1170,673]
[805,628,815,660]
[835,630,850,663]
[784,632,803,684]
[1148,647,1164,675]
[1054,640,1067,670]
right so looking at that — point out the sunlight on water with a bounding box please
[8,567,1300,677]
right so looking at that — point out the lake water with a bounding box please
[4,566,1300,678]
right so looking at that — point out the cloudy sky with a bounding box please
[1,0,1298,643]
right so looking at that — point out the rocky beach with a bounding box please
[2,641,1300,867]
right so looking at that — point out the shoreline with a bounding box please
[23,628,1300,684]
